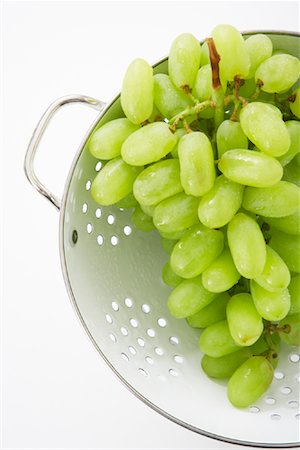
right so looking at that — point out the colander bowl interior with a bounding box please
[60,32,300,448]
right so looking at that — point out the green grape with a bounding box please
[216,120,248,159]
[131,205,155,232]
[193,65,226,102]
[116,192,138,209]
[88,118,139,160]
[258,216,272,241]
[290,87,300,118]
[262,210,300,235]
[239,102,290,157]
[139,203,156,217]
[196,119,210,135]
[228,213,266,279]
[269,230,300,273]
[162,262,183,287]
[170,224,224,279]
[227,356,274,408]
[212,24,250,81]
[237,207,257,221]
[159,229,186,240]
[133,159,182,206]
[199,320,241,357]
[257,90,276,104]
[244,34,273,79]
[288,275,300,315]
[153,192,199,233]
[294,153,300,168]
[283,156,300,187]
[202,248,240,293]
[272,48,289,55]
[198,107,215,119]
[201,40,210,65]
[147,104,163,123]
[255,54,300,93]
[153,74,193,119]
[221,106,235,122]
[167,276,216,318]
[242,181,300,218]
[254,102,283,119]
[279,313,300,346]
[228,276,251,295]
[238,78,257,98]
[227,293,263,346]
[201,348,252,379]
[193,65,211,101]
[169,33,202,89]
[250,280,290,321]
[171,128,186,158]
[178,131,215,197]
[121,122,177,166]
[187,292,230,328]
[218,149,283,187]
[254,246,291,292]
[277,121,300,167]
[219,225,229,247]
[161,237,177,255]
[91,157,142,206]
[121,58,154,124]
[246,333,268,356]
[198,175,244,228]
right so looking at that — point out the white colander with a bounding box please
[24,31,300,448]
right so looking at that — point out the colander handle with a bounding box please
[24,95,106,210]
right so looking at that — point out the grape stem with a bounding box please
[230,76,248,121]
[169,100,213,130]
[180,85,199,105]
[265,349,278,364]
[183,119,192,133]
[212,87,224,128]
[238,96,248,107]
[230,99,241,122]
[224,94,235,106]
[272,93,297,121]
[206,37,224,129]
[232,76,242,118]
[258,332,279,364]
[264,332,277,351]
[234,76,242,98]
[288,93,297,103]
[266,323,291,335]
[251,79,263,100]
[206,38,221,90]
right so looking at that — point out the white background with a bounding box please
[2,1,299,449]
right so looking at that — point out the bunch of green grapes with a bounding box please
[88,24,300,408]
